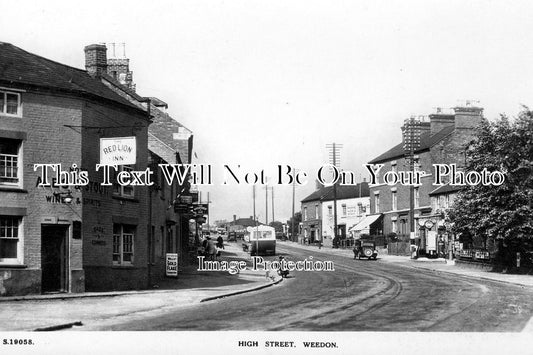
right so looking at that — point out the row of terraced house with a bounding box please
[0,42,195,296]
[301,104,484,257]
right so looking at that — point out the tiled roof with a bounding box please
[368,125,455,164]
[0,42,143,113]
[229,218,263,227]
[301,182,369,203]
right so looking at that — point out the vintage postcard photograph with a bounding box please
[1,1,532,354]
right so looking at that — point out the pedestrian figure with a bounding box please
[205,237,217,261]
[217,235,224,249]
[353,239,361,259]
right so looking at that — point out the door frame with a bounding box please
[41,223,70,293]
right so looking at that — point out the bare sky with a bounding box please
[3,0,533,223]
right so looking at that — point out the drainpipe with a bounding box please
[143,98,152,288]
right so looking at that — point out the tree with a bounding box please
[447,108,533,267]
[287,212,302,240]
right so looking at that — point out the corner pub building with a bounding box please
[0,42,151,296]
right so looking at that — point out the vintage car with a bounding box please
[354,240,378,260]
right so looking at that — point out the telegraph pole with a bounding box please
[265,184,268,225]
[326,143,343,247]
[403,116,421,256]
[271,186,274,223]
[253,185,256,226]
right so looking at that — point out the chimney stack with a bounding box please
[453,104,484,130]
[84,44,108,77]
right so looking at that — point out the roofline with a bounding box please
[148,131,178,155]
[367,127,456,164]
[0,41,87,74]
[367,147,430,164]
[0,79,150,120]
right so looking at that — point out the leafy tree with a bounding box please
[448,108,533,267]
[286,212,302,240]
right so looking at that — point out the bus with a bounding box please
[243,225,276,256]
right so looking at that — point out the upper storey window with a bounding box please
[0,91,21,116]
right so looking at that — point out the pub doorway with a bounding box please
[41,225,69,293]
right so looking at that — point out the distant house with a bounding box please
[227,216,263,235]
[301,182,369,247]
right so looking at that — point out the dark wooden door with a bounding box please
[41,225,68,293]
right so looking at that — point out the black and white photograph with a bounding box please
[1,1,533,354]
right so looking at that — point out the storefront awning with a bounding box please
[349,214,382,233]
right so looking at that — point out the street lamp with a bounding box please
[54,190,74,204]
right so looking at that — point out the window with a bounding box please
[392,191,397,210]
[113,224,135,265]
[0,91,21,116]
[342,204,347,216]
[0,138,21,185]
[358,202,367,215]
[392,220,397,233]
[303,207,308,221]
[0,216,22,263]
[374,193,380,213]
[113,165,134,197]
[315,204,319,219]
[414,188,420,209]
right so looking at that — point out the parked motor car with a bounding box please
[354,240,378,260]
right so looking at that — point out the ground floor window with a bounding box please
[113,224,135,265]
[0,215,22,263]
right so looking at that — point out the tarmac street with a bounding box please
[1,240,533,332]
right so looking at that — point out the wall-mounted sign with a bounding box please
[41,216,58,224]
[424,220,435,229]
[166,253,178,277]
[100,136,136,165]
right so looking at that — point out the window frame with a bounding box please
[112,224,135,266]
[0,91,22,117]
[0,215,23,265]
[0,138,23,187]
[113,165,135,198]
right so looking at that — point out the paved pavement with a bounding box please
[0,240,281,331]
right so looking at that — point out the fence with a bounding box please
[387,234,411,256]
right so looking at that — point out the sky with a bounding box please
[2,0,533,224]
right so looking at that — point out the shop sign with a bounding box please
[166,253,178,277]
[100,136,136,165]
[426,231,437,251]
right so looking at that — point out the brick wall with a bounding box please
[0,91,85,295]
[0,87,151,295]
[81,100,150,291]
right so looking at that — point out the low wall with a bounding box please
[455,260,494,271]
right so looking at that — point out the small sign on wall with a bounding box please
[166,253,178,277]
[100,136,137,165]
